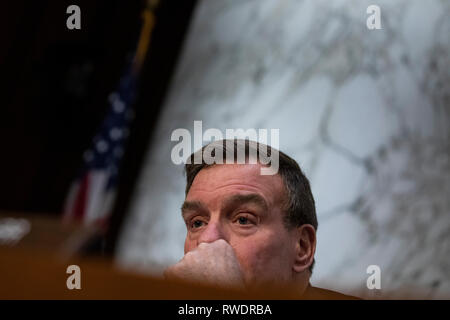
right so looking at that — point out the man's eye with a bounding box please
[238,217,249,225]
[191,220,205,229]
[234,214,256,226]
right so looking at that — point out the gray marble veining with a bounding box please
[117,0,450,298]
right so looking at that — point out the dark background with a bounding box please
[0,0,197,252]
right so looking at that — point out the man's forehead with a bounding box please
[190,163,275,185]
[186,164,285,204]
[182,193,269,217]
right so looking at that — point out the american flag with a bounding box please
[63,63,137,227]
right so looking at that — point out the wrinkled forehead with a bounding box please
[186,164,286,208]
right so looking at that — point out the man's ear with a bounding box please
[293,224,316,273]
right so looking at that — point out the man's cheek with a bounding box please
[241,244,277,276]
[232,248,255,280]
[184,239,196,254]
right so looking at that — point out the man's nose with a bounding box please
[197,220,226,245]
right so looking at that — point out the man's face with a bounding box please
[182,164,300,287]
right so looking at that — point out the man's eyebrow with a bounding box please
[221,193,269,212]
[181,201,206,219]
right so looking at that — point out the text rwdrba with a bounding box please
[178,304,272,317]
[222,304,272,315]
